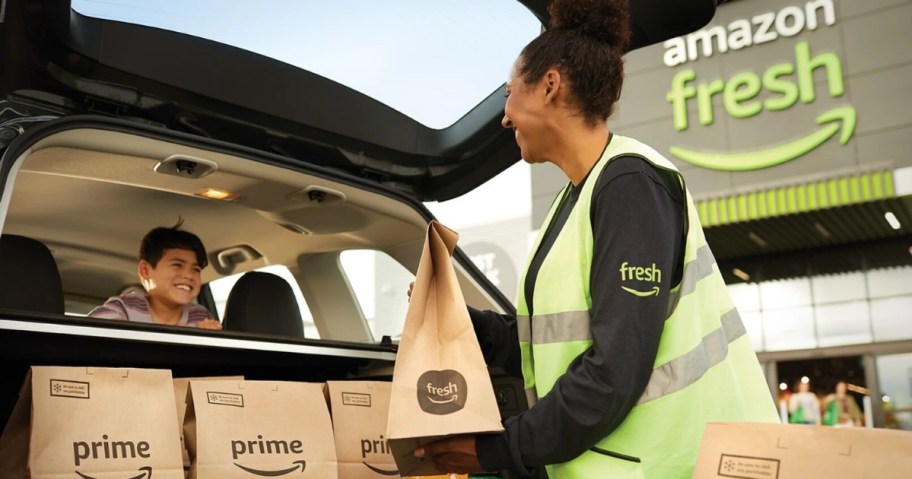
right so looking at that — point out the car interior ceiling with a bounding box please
[1,127,433,326]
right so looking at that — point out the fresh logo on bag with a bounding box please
[232,435,307,477]
[416,370,467,415]
[360,434,398,476]
[72,434,153,478]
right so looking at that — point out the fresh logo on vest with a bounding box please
[619,261,661,297]
[416,370,467,415]
[231,435,306,476]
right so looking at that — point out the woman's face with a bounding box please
[502,58,550,164]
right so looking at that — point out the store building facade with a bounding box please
[528,0,912,429]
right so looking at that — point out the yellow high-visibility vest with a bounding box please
[516,135,779,478]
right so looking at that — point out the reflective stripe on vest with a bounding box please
[519,306,745,407]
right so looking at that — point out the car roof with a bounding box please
[1,0,719,201]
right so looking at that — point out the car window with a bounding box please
[208,265,319,339]
[339,250,413,342]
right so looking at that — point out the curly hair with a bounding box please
[518,0,631,125]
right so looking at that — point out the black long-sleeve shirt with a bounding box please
[470,155,687,476]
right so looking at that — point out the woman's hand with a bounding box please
[413,434,484,474]
[194,318,223,330]
[408,281,415,301]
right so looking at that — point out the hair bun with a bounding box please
[548,0,630,50]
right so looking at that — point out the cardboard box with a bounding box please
[693,422,912,479]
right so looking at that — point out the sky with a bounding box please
[72,0,541,129]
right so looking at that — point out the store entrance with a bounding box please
[776,355,869,426]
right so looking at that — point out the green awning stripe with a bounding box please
[694,170,897,226]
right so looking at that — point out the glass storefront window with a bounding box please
[760,278,812,309]
[812,272,866,304]
[867,267,912,298]
[729,283,760,312]
[740,311,764,351]
[729,267,912,352]
[871,296,912,342]
[815,300,872,347]
[762,307,816,351]
[876,353,912,431]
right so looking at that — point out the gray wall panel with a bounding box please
[850,64,912,134]
[842,3,912,75]
[856,125,912,169]
[837,0,911,18]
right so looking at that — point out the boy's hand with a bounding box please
[195,318,223,330]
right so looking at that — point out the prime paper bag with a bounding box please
[386,221,503,476]
[173,376,243,475]
[693,422,912,479]
[326,381,399,479]
[0,366,184,479]
[184,379,338,479]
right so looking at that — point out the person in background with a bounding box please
[410,0,779,477]
[788,380,821,425]
[89,219,221,330]
[823,381,863,427]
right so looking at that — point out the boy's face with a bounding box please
[139,248,203,308]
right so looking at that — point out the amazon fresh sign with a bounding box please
[662,0,855,171]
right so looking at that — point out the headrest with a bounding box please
[0,234,65,314]
[222,271,304,337]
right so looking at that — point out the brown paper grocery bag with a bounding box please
[693,422,912,479]
[0,366,184,479]
[173,376,243,476]
[326,381,399,479]
[386,221,503,476]
[184,379,338,479]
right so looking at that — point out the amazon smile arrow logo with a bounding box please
[363,461,399,476]
[75,466,151,479]
[669,106,856,171]
[622,286,660,297]
[234,460,306,476]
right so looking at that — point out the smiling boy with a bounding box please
[89,220,221,330]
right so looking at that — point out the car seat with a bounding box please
[0,234,65,314]
[222,271,305,337]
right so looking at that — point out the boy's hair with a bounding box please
[139,218,208,268]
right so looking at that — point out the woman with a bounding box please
[413,0,778,477]
[823,381,863,427]
[788,380,822,425]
